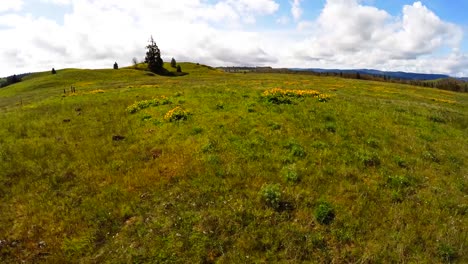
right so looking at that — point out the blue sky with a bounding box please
[0,0,467,76]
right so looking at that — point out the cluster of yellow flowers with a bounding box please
[262,88,332,102]
[262,88,321,98]
[318,93,332,102]
[431,98,456,104]
[126,96,172,114]
[164,106,190,122]
[89,89,105,94]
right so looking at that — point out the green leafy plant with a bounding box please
[314,201,335,225]
[260,184,281,209]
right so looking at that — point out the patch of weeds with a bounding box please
[215,102,224,110]
[385,175,416,203]
[359,151,381,167]
[285,140,306,158]
[390,190,404,203]
[366,138,379,148]
[247,102,256,113]
[283,165,300,184]
[419,133,435,142]
[201,141,216,153]
[310,233,327,250]
[438,243,457,263]
[314,201,335,225]
[386,175,414,189]
[260,183,281,209]
[429,115,446,123]
[324,115,335,122]
[110,160,124,171]
[325,122,336,133]
[62,233,95,256]
[152,119,162,126]
[174,91,183,97]
[312,141,328,149]
[206,154,221,165]
[323,166,336,176]
[394,155,408,168]
[423,150,440,163]
[141,114,152,121]
[268,122,282,131]
[191,127,204,135]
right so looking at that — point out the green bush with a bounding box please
[260,184,281,209]
[283,165,300,184]
[314,201,335,225]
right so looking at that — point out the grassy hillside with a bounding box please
[0,63,467,263]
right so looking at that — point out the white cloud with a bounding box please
[290,0,466,75]
[0,0,281,75]
[276,16,290,25]
[39,0,71,5]
[0,0,466,77]
[0,0,23,13]
[291,0,302,21]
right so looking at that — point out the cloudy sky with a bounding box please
[1,0,467,77]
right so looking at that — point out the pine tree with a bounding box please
[113,62,119,70]
[171,58,177,68]
[145,36,164,74]
[52,68,57,74]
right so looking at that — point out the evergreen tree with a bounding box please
[52,68,57,74]
[145,36,164,74]
[177,65,182,73]
[171,58,177,68]
[113,62,119,70]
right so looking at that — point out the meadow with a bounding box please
[0,63,467,263]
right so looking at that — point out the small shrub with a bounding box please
[260,184,281,209]
[429,115,446,123]
[325,122,336,133]
[314,201,335,225]
[423,151,440,163]
[359,152,381,167]
[366,138,379,148]
[387,175,413,189]
[164,107,190,122]
[141,114,152,121]
[191,127,203,135]
[394,155,407,168]
[268,122,281,130]
[283,165,300,184]
[285,141,306,158]
[312,141,328,149]
[215,102,224,110]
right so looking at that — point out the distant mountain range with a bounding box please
[290,68,467,81]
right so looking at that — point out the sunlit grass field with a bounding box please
[0,63,467,263]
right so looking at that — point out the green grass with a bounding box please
[0,63,467,263]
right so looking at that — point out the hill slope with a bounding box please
[0,63,467,263]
